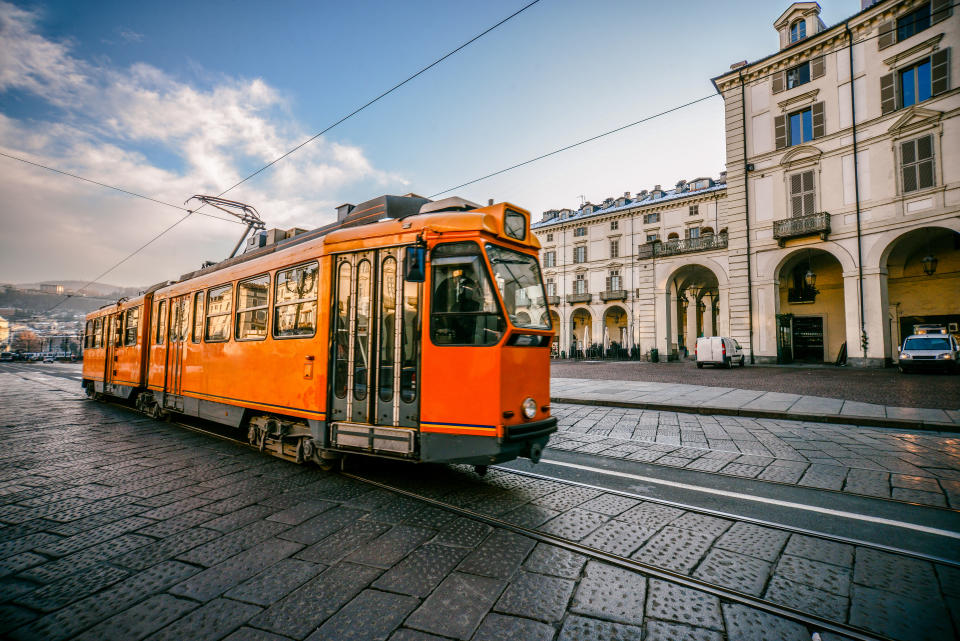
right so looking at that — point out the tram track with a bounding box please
[84,395,958,641]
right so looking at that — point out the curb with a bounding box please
[550,396,960,432]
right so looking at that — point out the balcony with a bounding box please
[600,289,628,302]
[545,295,560,306]
[652,234,728,258]
[773,212,831,246]
[566,293,592,304]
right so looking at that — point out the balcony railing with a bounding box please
[600,289,628,301]
[545,295,560,306]
[651,233,728,258]
[566,293,592,304]
[773,212,831,246]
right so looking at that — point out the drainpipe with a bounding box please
[845,21,867,365]
[738,69,756,364]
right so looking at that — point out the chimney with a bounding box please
[624,192,631,199]
[729,60,748,70]
[336,203,355,221]
[488,199,494,206]
[719,171,727,183]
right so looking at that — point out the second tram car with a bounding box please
[82,195,557,468]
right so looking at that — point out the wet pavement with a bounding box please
[1,366,959,640]
[550,360,960,410]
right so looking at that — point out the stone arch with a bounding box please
[868,220,960,269]
[657,262,726,357]
[602,305,629,352]
[570,307,593,355]
[763,242,857,283]
[656,257,729,292]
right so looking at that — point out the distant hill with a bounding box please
[15,280,140,298]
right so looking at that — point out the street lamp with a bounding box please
[804,250,817,288]
[921,254,938,276]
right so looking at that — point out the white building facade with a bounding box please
[534,0,959,366]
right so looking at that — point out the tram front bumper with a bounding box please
[419,417,557,466]
[503,417,557,443]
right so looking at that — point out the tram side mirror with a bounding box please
[404,246,426,282]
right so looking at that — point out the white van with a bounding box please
[695,336,745,369]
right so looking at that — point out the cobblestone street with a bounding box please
[1,367,959,640]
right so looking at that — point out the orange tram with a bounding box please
[82,195,557,469]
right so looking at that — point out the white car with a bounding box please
[695,336,745,369]
[898,334,959,374]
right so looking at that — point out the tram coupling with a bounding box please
[247,415,314,464]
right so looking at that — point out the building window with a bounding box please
[609,239,619,258]
[543,251,555,268]
[686,227,701,239]
[573,245,587,263]
[610,220,618,230]
[900,59,932,108]
[901,134,935,193]
[689,205,699,217]
[789,108,813,146]
[897,3,931,42]
[573,227,587,237]
[274,261,319,338]
[643,212,660,224]
[236,274,270,341]
[606,270,621,291]
[546,278,556,297]
[786,61,811,89]
[646,233,659,242]
[574,274,587,294]
[546,233,553,242]
[790,19,806,43]
[789,170,816,217]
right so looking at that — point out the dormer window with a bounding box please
[897,3,931,42]
[790,19,806,43]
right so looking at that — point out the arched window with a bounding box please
[667,232,680,240]
[790,19,806,43]
[701,227,715,236]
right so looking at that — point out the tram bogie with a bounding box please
[82,194,557,467]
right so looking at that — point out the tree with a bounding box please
[11,330,39,353]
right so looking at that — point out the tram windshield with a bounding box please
[430,242,505,346]
[485,244,550,329]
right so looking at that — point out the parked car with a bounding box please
[898,334,960,374]
[43,355,56,363]
[695,336,745,369]
[0,352,15,362]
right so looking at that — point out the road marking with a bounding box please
[541,457,960,540]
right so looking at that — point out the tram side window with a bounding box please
[192,291,204,343]
[84,321,93,349]
[155,301,167,344]
[113,314,124,346]
[94,317,103,348]
[430,242,505,346]
[205,285,232,342]
[274,261,318,338]
[124,307,140,346]
[237,275,270,340]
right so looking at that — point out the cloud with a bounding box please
[118,28,143,43]
[0,1,407,287]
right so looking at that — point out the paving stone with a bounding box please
[530,486,602,511]
[538,507,609,540]
[580,519,657,556]
[645,579,723,630]
[0,533,61,560]
[784,533,854,568]
[432,517,493,548]
[265,500,336,525]
[764,575,848,621]
[70,594,197,641]
[405,572,506,639]
[14,563,128,612]
[134,510,214,538]
[199,505,278,532]
[277,506,366,545]
[224,558,325,606]
[714,522,789,562]
[556,614,644,641]
[305,589,418,641]
[296,519,390,564]
[250,562,382,639]
[222,628,294,641]
[798,465,847,490]
[112,527,220,570]
[643,620,723,641]
[693,548,771,596]
[169,538,302,601]
[936,564,960,597]
[33,516,153,557]
[144,597,261,641]
[0,552,46,578]
[570,560,646,625]
[457,530,536,579]
[632,526,715,573]
[522,543,588,579]
[775,554,851,596]
[617,502,684,528]
[473,613,555,641]
[756,464,807,484]
[891,487,947,506]
[343,524,435,569]
[578,493,640,516]
[849,584,952,641]
[387,630,450,641]
[21,533,154,582]
[853,547,939,599]
[372,542,468,597]
[494,570,574,623]
[500,503,560,528]
[177,519,289,566]
[670,513,733,537]
[721,603,809,641]
[10,560,199,641]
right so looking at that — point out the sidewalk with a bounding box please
[551,377,960,430]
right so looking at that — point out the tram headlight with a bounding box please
[522,397,537,419]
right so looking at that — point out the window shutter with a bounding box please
[901,139,918,192]
[810,56,825,79]
[790,173,803,217]
[802,171,815,216]
[932,0,952,24]
[772,71,785,94]
[811,102,825,139]
[917,135,935,190]
[880,73,897,114]
[775,115,787,150]
[877,20,896,49]
[931,48,950,96]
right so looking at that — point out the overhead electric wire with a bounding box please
[0,151,242,225]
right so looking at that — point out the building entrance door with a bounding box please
[776,313,793,364]
[792,316,824,362]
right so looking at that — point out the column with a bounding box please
[685,288,700,356]
[842,272,863,366]
[655,288,672,357]
[861,269,890,366]
[754,280,779,360]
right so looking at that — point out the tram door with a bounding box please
[104,312,121,384]
[164,296,190,401]
[329,247,420,429]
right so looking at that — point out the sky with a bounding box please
[0,0,862,288]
